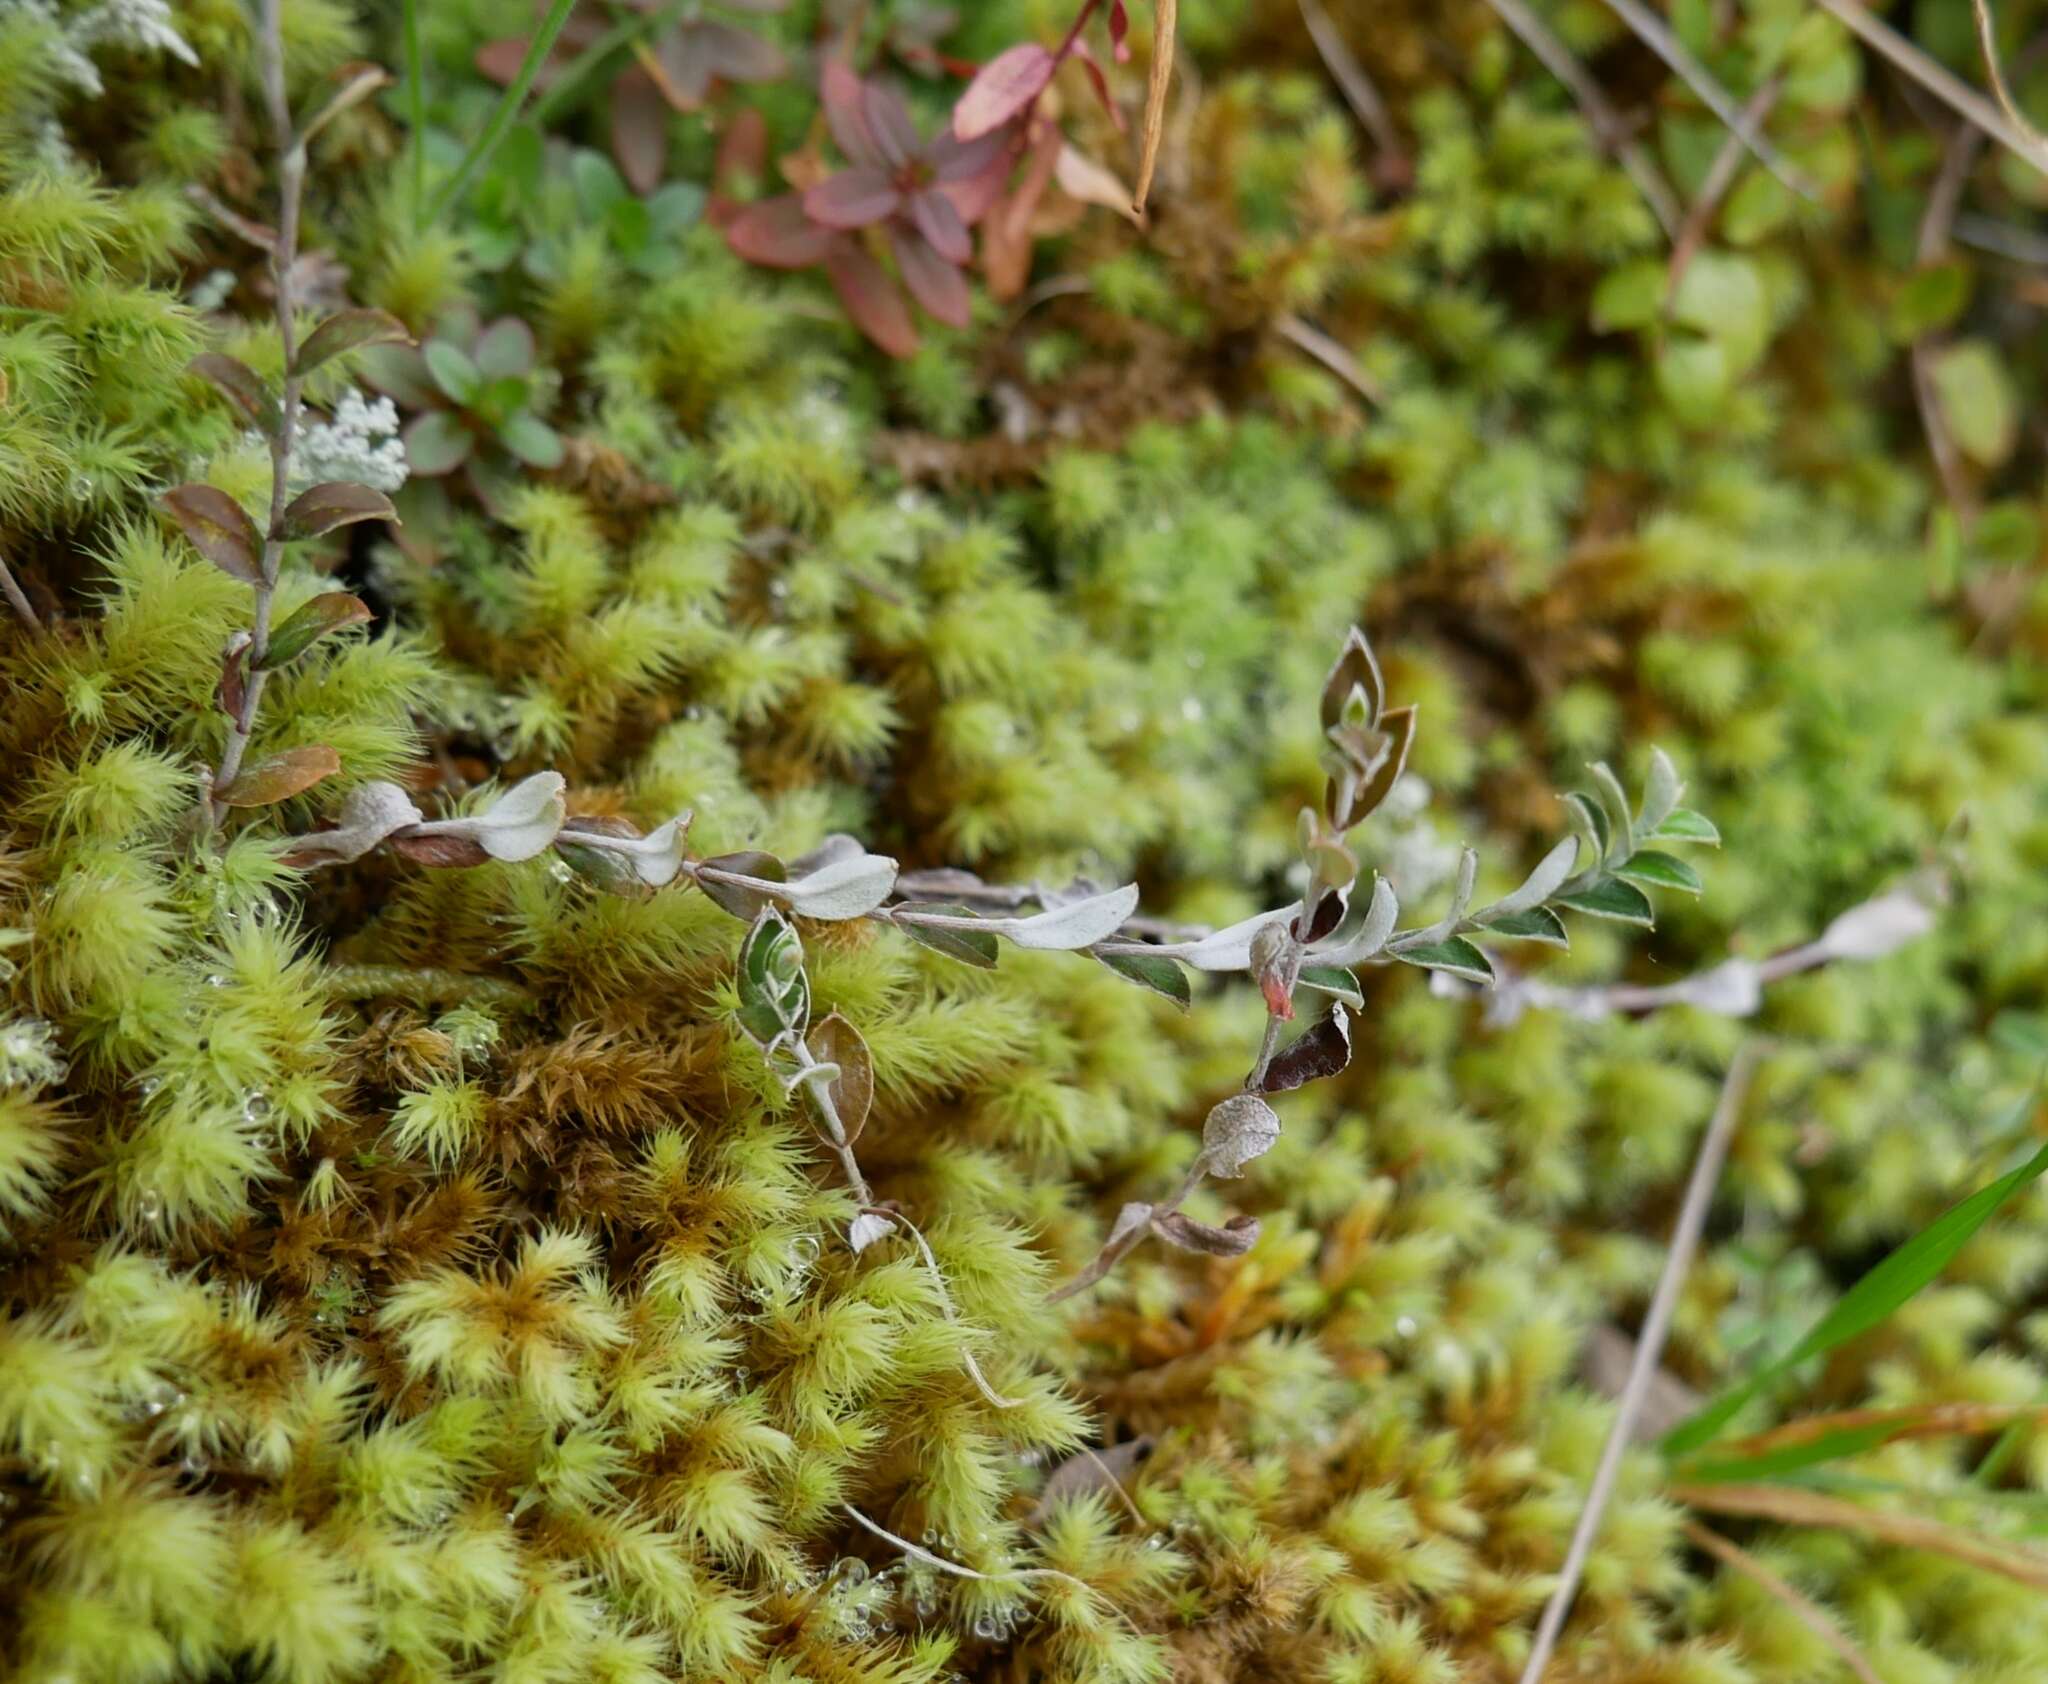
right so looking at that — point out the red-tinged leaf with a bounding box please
[930,127,1011,184]
[648,30,715,108]
[981,125,1060,299]
[474,36,533,85]
[940,147,1013,226]
[1110,0,1130,58]
[805,167,901,229]
[218,631,252,720]
[294,308,413,377]
[216,745,342,808]
[821,59,880,165]
[863,79,921,167]
[695,18,784,82]
[611,64,669,193]
[890,225,971,326]
[161,485,263,584]
[389,831,491,867]
[725,194,837,268]
[1070,43,1127,132]
[189,353,277,431]
[257,592,373,669]
[280,482,397,542]
[910,188,971,263]
[825,245,920,356]
[954,43,1056,140]
[1258,1004,1353,1094]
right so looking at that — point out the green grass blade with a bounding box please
[404,0,425,219]
[429,0,579,221]
[1665,1135,2048,1459]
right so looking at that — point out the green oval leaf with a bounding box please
[1616,850,1704,895]
[1396,937,1494,985]
[1098,949,1193,1008]
[1294,964,1363,1009]
[1654,808,1722,846]
[257,592,373,669]
[1555,878,1656,927]
[895,904,1000,968]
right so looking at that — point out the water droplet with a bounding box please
[136,1186,163,1224]
[136,1074,163,1100]
[548,857,574,885]
[972,1612,1001,1640]
[790,1233,820,1269]
[242,1092,272,1124]
[1394,1315,1417,1338]
[68,474,94,502]
[202,973,228,989]
[1144,1532,1166,1550]
[832,1558,868,1590]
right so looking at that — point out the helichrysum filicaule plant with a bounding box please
[5,0,2048,1680]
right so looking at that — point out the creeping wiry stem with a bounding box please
[203,0,307,833]
[1515,1042,1764,1684]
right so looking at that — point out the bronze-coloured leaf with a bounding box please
[257,593,373,669]
[293,308,413,378]
[279,483,398,542]
[215,744,341,807]
[804,1012,875,1144]
[161,485,263,584]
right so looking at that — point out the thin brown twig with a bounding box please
[1516,1042,1764,1684]
[1297,0,1404,163]
[1681,1521,1884,1684]
[1972,0,2048,166]
[1476,0,1682,237]
[0,555,42,632]
[1665,78,1783,306]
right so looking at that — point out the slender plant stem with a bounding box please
[206,0,305,832]
[1516,1041,1763,1684]
[1297,0,1404,162]
[1665,78,1782,305]
[0,555,41,631]
[786,1035,874,1206]
[1680,1521,1883,1684]
[404,0,426,218]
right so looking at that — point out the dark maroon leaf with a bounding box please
[805,167,901,229]
[863,80,921,167]
[651,30,716,109]
[189,354,278,431]
[725,195,837,268]
[821,59,880,165]
[279,482,397,542]
[611,64,670,192]
[389,831,491,868]
[216,745,342,808]
[931,126,1012,184]
[293,308,413,378]
[1071,44,1125,130]
[161,485,263,584]
[257,592,373,669]
[1110,0,1130,57]
[910,188,971,263]
[218,632,251,720]
[1297,887,1346,944]
[1258,1004,1353,1094]
[889,225,971,327]
[1152,1211,1260,1256]
[825,245,920,357]
[954,43,1057,140]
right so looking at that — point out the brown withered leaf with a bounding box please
[389,832,491,868]
[161,485,263,584]
[1257,1004,1352,1094]
[216,745,341,808]
[803,1012,875,1145]
[1152,1210,1260,1255]
[1133,0,1176,212]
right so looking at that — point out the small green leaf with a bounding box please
[1931,339,2020,468]
[1097,949,1192,1008]
[735,909,808,1046]
[279,482,397,542]
[1666,1134,2048,1460]
[1654,807,1722,846]
[1556,878,1656,927]
[160,484,264,584]
[257,593,373,669]
[215,744,341,807]
[895,905,1000,968]
[405,411,473,476]
[1295,965,1363,1009]
[424,340,482,405]
[1562,791,1610,861]
[1616,850,1704,895]
[1480,906,1569,947]
[1396,937,1494,984]
[1591,258,1666,332]
[293,307,412,377]
[499,412,565,469]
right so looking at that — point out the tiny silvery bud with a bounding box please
[848,1212,896,1253]
[1202,1093,1281,1178]
[1249,921,1301,1020]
